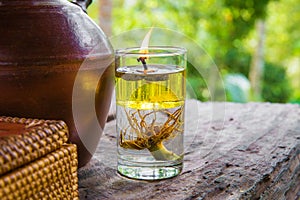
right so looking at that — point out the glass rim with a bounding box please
[115,46,187,57]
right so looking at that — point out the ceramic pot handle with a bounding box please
[71,0,93,13]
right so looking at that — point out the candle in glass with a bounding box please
[115,46,186,180]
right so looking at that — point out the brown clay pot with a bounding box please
[0,0,114,167]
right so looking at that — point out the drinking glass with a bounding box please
[115,46,186,180]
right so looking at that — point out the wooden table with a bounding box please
[78,99,300,199]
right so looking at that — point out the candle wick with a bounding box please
[137,57,148,71]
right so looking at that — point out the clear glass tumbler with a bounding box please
[115,46,186,180]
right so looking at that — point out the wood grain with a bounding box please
[78,99,300,200]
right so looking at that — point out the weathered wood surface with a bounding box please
[78,99,300,200]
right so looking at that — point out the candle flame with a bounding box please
[139,27,153,55]
[137,28,154,73]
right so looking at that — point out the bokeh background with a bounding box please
[86,0,300,104]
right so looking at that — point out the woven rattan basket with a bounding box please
[0,116,79,199]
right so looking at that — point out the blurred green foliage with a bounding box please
[88,0,299,103]
[224,48,251,77]
[186,61,208,100]
[262,63,292,103]
[225,73,250,103]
